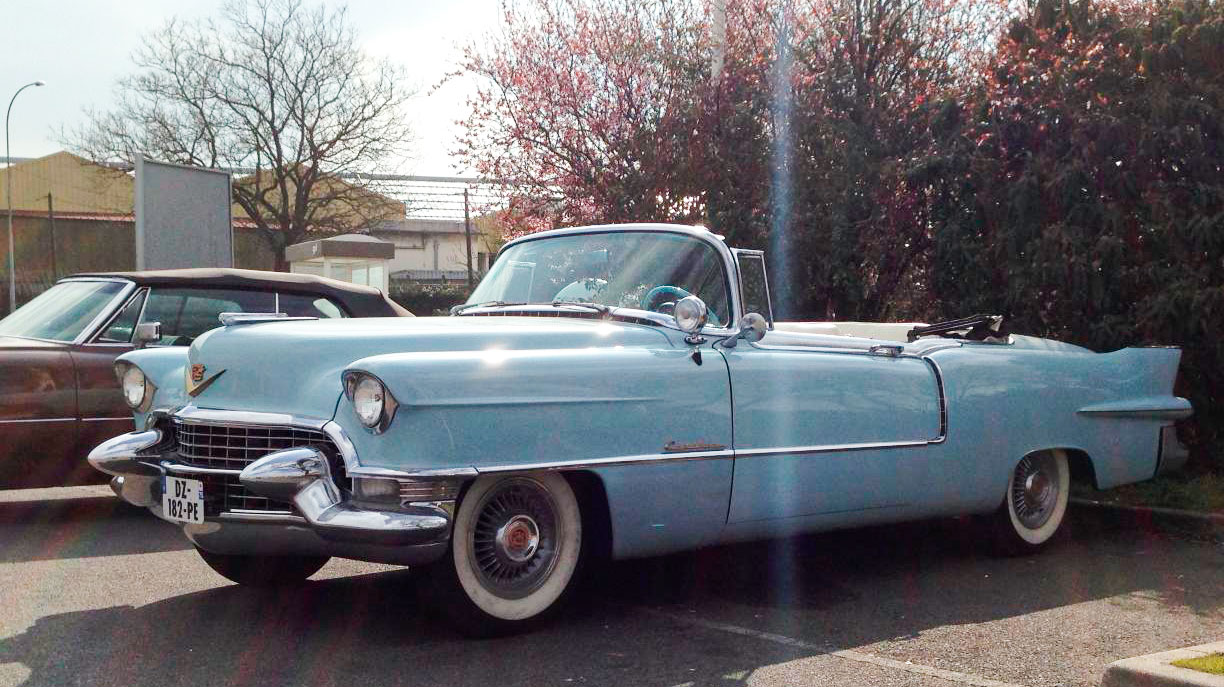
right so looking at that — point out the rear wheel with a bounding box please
[418,472,582,637]
[989,450,1070,556]
[196,547,330,586]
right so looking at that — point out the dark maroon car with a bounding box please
[0,269,410,488]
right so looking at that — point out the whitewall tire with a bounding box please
[420,472,582,636]
[991,450,1070,555]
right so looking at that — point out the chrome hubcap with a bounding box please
[1012,454,1059,530]
[496,514,540,563]
[470,479,559,599]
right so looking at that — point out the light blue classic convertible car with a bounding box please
[89,223,1191,635]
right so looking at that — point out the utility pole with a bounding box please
[463,187,474,288]
[46,193,57,280]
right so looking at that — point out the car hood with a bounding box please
[183,315,672,418]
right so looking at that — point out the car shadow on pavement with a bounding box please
[2,508,1222,687]
[0,496,192,564]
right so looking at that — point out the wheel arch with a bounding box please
[562,470,614,562]
[1020,446,1096,490]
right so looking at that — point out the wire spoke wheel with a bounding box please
[468,478,561,599]
[426,471,583,633]
[994,449,1071,554]
[1010,453,1060,530]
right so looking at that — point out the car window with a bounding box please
[96,290,148,343]
[277,293,348,318]
[469,232,733,326]
[0,280,126,342]
[737,253,773,325]
[140,288,275,345]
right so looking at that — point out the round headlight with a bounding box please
[121,365,146,409]
[352,376,386,428]
[673,295,709,334]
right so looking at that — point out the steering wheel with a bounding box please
[641,285,691,314]
[640,286,721,326]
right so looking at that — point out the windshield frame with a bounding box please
[476,225,742,335]
[0,277,136,345]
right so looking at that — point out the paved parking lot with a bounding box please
[1,488,1221,687]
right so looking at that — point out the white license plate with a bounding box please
[163,476,205,524]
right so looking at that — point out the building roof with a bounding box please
[370,217,484,236]
[284,233,396,262]
[68,267,412,317]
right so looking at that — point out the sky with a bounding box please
[1,0,504,177]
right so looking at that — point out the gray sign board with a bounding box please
[134,158,233,269]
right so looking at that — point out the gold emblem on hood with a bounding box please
[186,364,225,397]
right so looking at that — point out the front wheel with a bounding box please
[989,450,1070,556]
[196,547,330,586]
[418,472,582,637]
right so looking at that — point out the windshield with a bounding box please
[467,232,731,326]
[0,280,126,342]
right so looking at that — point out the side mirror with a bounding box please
[721,313,768,349]
[133,321,161,349]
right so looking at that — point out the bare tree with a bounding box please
[67,0,414,268]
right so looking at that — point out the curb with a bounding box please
[1102,641,1224,687]
[1070,497,1224,539]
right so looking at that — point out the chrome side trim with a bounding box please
[1076,407,1193,420]
[0,417,76,424]
[347,465,480,480]
[735,439,930,458]
[476,449,735,474]
[81,417,134,423]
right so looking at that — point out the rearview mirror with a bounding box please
[134,322,161,349]
[720,313,768,349]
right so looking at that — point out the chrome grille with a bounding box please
[175,421,333,470]
[171,419,340,515]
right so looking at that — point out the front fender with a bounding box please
[335,345,733,474]
[117,347,189,427]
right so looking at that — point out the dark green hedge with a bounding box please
[389,282,473,316]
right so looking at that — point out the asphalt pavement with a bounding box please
[1,487,1221,687]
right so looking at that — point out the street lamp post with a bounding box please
[6,80,46,316]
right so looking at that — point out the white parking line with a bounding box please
[643,608,1027,687]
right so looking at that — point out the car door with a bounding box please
[723,340,944,524]
[71,287,277,461]
[70,288,146,466]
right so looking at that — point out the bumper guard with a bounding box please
[87,429,453,566]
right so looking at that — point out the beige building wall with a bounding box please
[372,219,498,276]
[0,152,132,214]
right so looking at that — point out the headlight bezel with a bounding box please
[342,370,399,434]
[114,361,158,413]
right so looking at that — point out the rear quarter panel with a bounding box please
[929,342,1186,511]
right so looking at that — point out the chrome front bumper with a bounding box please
[89,429,453,566]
